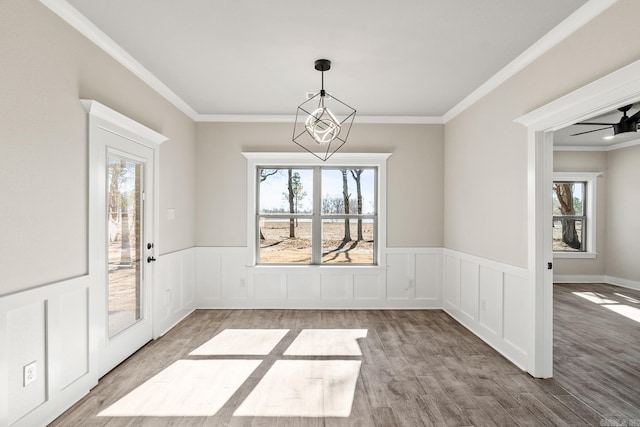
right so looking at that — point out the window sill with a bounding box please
[249,264,386,272]
[553,252,597,259]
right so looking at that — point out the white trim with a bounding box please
[606,275,640,291]
[525,130,554,378]
[515,60,640,129]
[242,152,392,164]
[40,0,198,120]
[553,275,606,283]
[242,152,391,268]
[516,57,640,378]
[554,138,640,152]
[553,252,597,259]
[554,275,640,291]
[195,114,444,124]
[444,0,618,123]
[81,100,168,146]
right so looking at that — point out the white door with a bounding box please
[88,127,158,381]
[85,100,165,380]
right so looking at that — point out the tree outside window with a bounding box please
[552,172,601,258]
[553,182,585,251]
[257,166,376,265]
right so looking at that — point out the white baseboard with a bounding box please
[554,274,640,291]
[553,275,606,283]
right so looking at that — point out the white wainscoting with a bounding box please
[0,246,533,425]
[0,276,94,427]
[0,248,196,427]
[154,248,197,337]
[443,249,529,370]
[195,247,442,309]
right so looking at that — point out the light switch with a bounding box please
[167,208,176,220]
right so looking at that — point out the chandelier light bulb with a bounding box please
[305,96,341,145]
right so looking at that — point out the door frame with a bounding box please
[516,59,640,378]
[84,100,167,379]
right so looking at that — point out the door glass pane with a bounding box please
[107,155,143,338]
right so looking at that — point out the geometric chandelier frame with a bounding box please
[292,59,356,161]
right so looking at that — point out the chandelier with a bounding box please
[292,59,356,161]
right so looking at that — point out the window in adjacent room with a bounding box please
[257,166,377,265]
[552,172,600,258]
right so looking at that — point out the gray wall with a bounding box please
[605,144,640,282]
[0,0,196,296]
[553,145,640,284]
[444,0,640,269]
[196,122,444,247]
[552,151,607,276]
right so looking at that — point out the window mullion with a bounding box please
[312,166,322,264]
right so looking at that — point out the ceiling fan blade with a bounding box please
[570,126,612,136]
[625,109,640,123]
[574,122,616,126]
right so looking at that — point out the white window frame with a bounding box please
[552,172,601,259]
[243,152,391,268]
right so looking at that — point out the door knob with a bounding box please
[147,256,157,263]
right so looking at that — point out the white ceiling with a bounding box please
[62,0,590,120]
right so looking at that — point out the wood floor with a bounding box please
[50,283,640,426]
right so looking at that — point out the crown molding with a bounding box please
[442,0,618,123]
[554,137,640,152]
[195,114,443,124]
[41,0,614,126]
[39,0,198,120]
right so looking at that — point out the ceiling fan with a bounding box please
[571,104,640,137]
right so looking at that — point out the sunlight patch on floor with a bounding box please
[602,304,640,323]
[233,360,362,417]
[98,360,261,417]
[283,329,368,356]
[614,292,640,304]
[573,291,640,324]
[190,329,289,355]
[572,291,617,305]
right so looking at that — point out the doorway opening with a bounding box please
[516,59,640,378]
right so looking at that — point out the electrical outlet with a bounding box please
[23,361,37,387]
[240,278,246,288]
[481,299,487,312]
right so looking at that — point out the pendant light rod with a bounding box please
[315,59,330,97]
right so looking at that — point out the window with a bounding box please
[552,172,601,258]
[243,152,390,267]
[257,166,377,265]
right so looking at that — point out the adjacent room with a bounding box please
[1,0,640,426]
